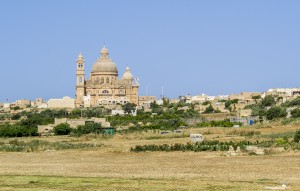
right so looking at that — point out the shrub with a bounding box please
[203,105,215,114]
[54,123,71,135]
[131,140,255,152]
[225,99,239,110]
[72,122,102,136]
[266,107,287,120]
[261,95,276,108]
[197,120,242,128]
[294,129,300,143]
[11,114,21,120]
[202,101,211,106]
[275,138,287,145]
[0,123,37,137]
[0,139,102,152]
[291,108,300,118]
[286,97,300,107]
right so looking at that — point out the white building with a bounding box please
[266,88,300,97]
[48,96,75,109]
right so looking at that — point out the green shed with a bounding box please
[102,127,115,135]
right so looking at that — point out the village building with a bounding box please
[48,96,75,109]
[138,96,156,108]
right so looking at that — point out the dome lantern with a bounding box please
[100,46,109,59]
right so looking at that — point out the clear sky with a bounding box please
[1,1,300,102]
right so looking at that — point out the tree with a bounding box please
[12,106,20,111]
[11,114,21,120]
[261,95,276,108]
[73,122,102,136]
[162,98,170,107]
[287,97,300,107]
[122,103,136,114]
[202,101,211,106]
[225,99,238,110]
[291,108,300,118]
[294,129,300,143]
[266,107,287,120]
[54,123,71,135]
[203,105,214,114]
[252,95,261,100]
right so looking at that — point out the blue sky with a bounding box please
[1,1,300,101]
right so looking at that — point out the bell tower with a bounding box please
[75,53,85,107]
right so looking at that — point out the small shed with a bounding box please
[102,127,115,135]
[190,134,203,143]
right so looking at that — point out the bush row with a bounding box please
[131,138,300,153]
[197,120,242,127]
[131,140,254,152]
[53,122,107,137]
[0,123,38,137]
[0,139,102,152]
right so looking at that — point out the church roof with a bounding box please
[91,47,118,74]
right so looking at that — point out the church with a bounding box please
[75,47,139,108]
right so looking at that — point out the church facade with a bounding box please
[75,47,139,108]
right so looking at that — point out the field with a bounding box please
[1,123,300,190]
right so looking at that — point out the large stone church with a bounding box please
[75,47,139,108]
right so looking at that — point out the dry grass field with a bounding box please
[0,123,300,190]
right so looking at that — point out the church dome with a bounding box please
[91,60,118,73]
[91,47,118,74]
[122,66,133,80]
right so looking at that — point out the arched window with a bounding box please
[79,77,82,84]
[101,77,104,84]
[102,90,109,94]
[106,77,109,83]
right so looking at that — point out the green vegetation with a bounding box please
[202,101,211,105]
[131,139,300,152]
[225,99,238,111]
[0,108,111,138]
[108,113,186,131]
[252,95,261,100]
[0,175,264,191]
[245,95,291,121]
[11,114,21,120]
[11,106,20,110]
[197,120,242,127]
[226,129,261,136]
[291,108,300,118]
[53,123,72,135]
[266,107,287,120]
[131,140,248,152]
[71,122,103,136]
[0,139,102,152]
[122,102,137,114]
[294,129,300,143]
[283,96,300,107]
[202,105,221,114]
[261,95,276,107]
[0,123,37,137]
[52,122,105,136]
[4,95,300,138]
[260,131,295,139]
